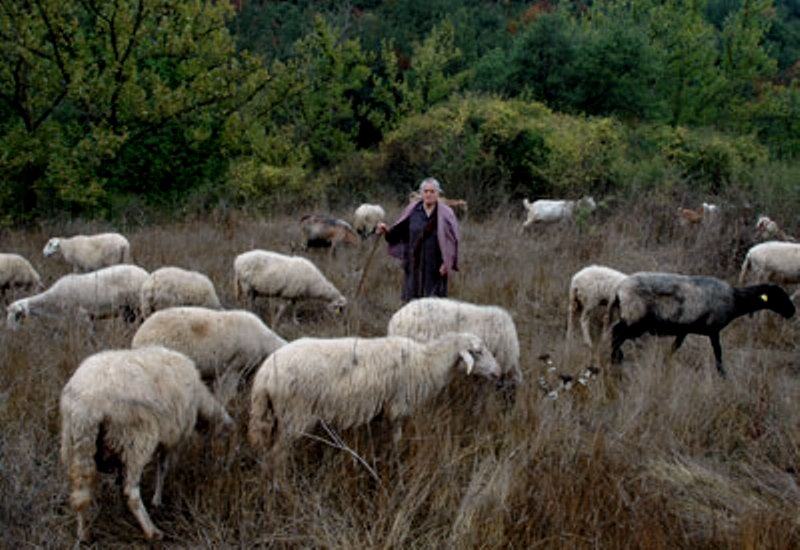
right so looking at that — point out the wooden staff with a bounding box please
[355,233,384,299]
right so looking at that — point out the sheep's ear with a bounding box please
[460,350,474,375]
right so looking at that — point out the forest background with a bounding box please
[1,0,799,226]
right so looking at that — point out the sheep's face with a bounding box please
[760,286,796,319]
[459,336,501,381]
[6,301,28,330]
[327,298,347,315]
[43,238,61,257]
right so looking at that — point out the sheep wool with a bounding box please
[132,307,287,380]
[233,249,346,317]
[60,346,232,542]
[248,332,500,454]
[0,253,41,301]
[140,266,221,318]
[6,264,148,329]
[567,265,627,348]
[739,241,800,286]
[353,204,386,237]
[43,232,131,272]
[387,297,522,384]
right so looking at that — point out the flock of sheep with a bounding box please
[1,197,798,543]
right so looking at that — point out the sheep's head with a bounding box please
[755,216,777,238]
[458,334,501,381]
[755,285,796,319]
[578,196,597,212]
[43,238,61,257]
[327,297,347,315]
[6,300,29,330]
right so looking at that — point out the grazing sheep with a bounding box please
[299,214,360,253]
[0,253,42,303]
[248,332,500,459]
[233,249,346,325]
[132,307,287,380]
[6,264,148,329]
[60,346,233,542]
[140,267,221,318]
[609,272,796,376]
[739,241,800,287]
[353,203,386,238]
[755,216,797,242]
[521,197,596,230]
[567,265,627,348]
[387,297,522,385]
[408,191,468,219]
[43,232,131,272]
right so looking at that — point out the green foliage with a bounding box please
[661,127,768,191]
[737,82,800,159]
[0,0,268,223]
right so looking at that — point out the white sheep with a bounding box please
[60,346,233,542]
[567,265,627,348]
[6,264,148,329]
[739,241,800,287]
[387,297,522,385]
[0,253,42,303]
[248,332,500,460]
[521,196,596,230]
[353,203,386,238]
[132,307,287,380]
[233,249,346,325]
[43,232,132,272]
[140,266,221,318]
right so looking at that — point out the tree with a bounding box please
[0,0,268,220]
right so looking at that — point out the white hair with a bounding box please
[419,177,443,194]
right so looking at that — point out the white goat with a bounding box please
[521,197,596,230]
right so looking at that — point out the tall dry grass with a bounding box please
[0,201,798,548]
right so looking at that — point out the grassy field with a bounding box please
[1,200,798,548]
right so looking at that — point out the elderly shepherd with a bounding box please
[378,177,460,301]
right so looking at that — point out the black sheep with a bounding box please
[609,272,795,376]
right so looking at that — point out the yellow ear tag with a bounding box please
[761,294,768,302]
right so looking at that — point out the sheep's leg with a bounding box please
[123,464,163,541]
[273,301,287,326]
[671,333,687,353]
[69,459,97,542]
[610,321,628,364]
[709,333,726,378]
[151,450,170,508]
[291,300,300,325]
[580,311,593,348]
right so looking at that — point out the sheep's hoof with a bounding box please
[146,528,164,541]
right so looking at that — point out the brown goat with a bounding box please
[299,214,360,255]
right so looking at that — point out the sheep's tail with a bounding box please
[139,285,153,319]
[60,401,103,514]
[738,253,752,285]
[248,388,277,450]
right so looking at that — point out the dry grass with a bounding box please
[1,201,799,548]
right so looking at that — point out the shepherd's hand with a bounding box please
[439,264,448,276]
